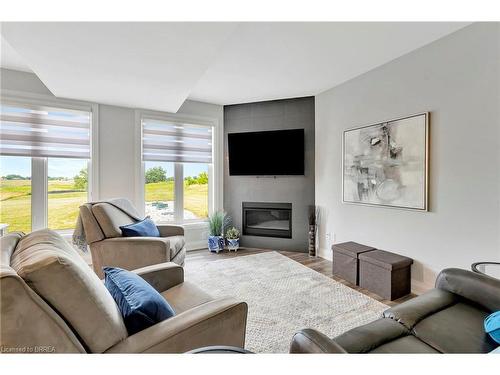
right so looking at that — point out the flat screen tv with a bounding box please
[228,129,304,176]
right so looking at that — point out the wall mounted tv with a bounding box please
[228,129,305,176]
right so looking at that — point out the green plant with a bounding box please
[225,227,240,239]
[73,167,88,190]
[184,171,209,186]
[145,166,167,183]
[207,210,231,236]
[2,174,29,180]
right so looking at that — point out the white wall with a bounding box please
[0,69,52,95]
[1,68,223,250]
[315,23,500,293]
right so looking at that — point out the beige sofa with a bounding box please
[79,202,186,279]
[0,230,248,353]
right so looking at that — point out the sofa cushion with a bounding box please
[11,229,128,353]
[413,302,497,353]
[120,218,160,238]
[161,281,212,314]
[168,235,185,259]
[370,335,440,353]
[334,317,409,353]
[92,203,136,238]
[383,289,459,329]
[104,267,175,335]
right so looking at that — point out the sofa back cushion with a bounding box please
[92,203,136,238]
[436,268,500,312]
[11,229,128,353]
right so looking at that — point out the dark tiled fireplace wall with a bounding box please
[223,97,315,252]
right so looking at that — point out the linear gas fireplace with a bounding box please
[242,202,292,239]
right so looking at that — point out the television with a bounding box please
[228,129,305,176]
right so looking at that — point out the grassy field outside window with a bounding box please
[1,162,209,233]
[1,156,88,232]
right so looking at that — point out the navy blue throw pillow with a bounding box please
[103,267,175,335]
[120,217,160,237]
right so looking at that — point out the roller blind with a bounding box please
[142,118,213,163]
[0,102,91,159]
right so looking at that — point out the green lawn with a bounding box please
[0,179,87,232]
[1,179,208,233]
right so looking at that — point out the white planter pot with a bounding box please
[227,238,240,252]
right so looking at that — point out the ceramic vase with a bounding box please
[227,238,240,252]
[208,235,224,253]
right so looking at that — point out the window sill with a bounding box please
[156,221,208,229]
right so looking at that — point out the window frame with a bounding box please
[1,90,99,233]
[135,109,222,225]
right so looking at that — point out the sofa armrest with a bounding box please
[290,329,347,353]
[132,262,184,292]
[157,225,184,237]
[105,298,248,353]
[90,237,170,279]
[436,268,500,312]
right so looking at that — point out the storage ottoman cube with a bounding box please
[332,242,376,285]
[359,250,413,300]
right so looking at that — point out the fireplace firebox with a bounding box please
[242,202,292,238]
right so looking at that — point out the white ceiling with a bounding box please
[1,22,470,111]
[190,22,470,104]
[1,22,238,112]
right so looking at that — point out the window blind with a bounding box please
[0,103,91,159]
[142,118,213,163]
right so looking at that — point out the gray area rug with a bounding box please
[185,251,388,353]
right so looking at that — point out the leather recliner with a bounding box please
[290,268,500,353]
[0,230,248,353]
[79,201,186,279]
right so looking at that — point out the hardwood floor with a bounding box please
[187,247,416,307]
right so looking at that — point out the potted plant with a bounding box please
[207,211,231,253]
[226,227,240,252]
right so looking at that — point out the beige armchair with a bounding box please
[0,230,248,353]
[79,202,186,278]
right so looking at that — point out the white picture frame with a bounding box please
[342,112,429,211]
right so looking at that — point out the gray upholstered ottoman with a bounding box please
[359,250,413,300]
[332,242,376,285]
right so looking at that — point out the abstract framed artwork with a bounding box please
[342,112,429,211]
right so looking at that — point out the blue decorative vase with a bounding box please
[227,238,240,252]
[208,235,224,253]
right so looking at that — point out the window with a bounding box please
[0,156,32,232]
[184,163,209,220]
[0,101,94,233]
[47,158,89,230]
[145,161,175,221]
[142,117,212,223]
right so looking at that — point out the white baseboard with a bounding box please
[186,240,207,251]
